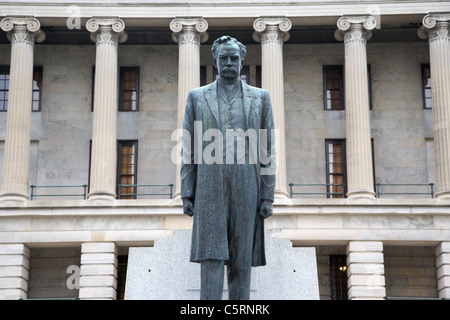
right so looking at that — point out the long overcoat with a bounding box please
[180,80,276,267]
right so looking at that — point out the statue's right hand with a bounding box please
[182,198,194,217]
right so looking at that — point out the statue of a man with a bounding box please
[180,36,276,300]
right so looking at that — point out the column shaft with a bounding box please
[253,17,292,198]
[336,15,377,199]
[86,18,127,200]
[419,13,450,198]
[170,17,208,198]
[0,17,44,201]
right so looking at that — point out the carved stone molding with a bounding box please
[334,14,377,43]
[86,17,127,45]
[170,17,208,44]
[0,16,45,45]
[418,12,450,42]
[253,16,292,44]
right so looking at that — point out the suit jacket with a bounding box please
[180,80,276,267]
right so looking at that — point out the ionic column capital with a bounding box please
[170,17,209,44]
[334,14,377,43]
[418,12,450,42]
[86,17,128,44]
[0,16,45,45]
[253,16,292,43]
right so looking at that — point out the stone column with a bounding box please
[335,15,377,200]
[79,242,118,300]
[170,17,208,199]
[0,244,30,300]
[253,16,291,198]
[436,242,450,299]
[86,17,127,200]
[418,13,450,199]
[346,241,385,300]
[0,16,45,201]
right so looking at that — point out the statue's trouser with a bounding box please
[199,163,257,300]
[200,259,252,300]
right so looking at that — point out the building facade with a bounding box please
[0,0,450,300]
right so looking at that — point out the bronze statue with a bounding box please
[180,36,276,300]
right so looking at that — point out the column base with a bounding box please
[0,192,29,202]
[346,190,376,202]
[275,189,289,199]
[87,191,116,201]
[435,190,450,200]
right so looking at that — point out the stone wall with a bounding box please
[28,247,81,299]
[384,246,438,298]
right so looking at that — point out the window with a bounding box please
[116,255,128,300]
[0,67,8,112]
[325,140,347,198]
[0,66,42,112]
[119,67,139,111]
[323,65,372,110]
[330,255,348,300]
[422,64,432,109]
[32,66,43,111]
[200,65,207,87]
[91,66,140,111]
[324,65,344,110]
[117,140,138,199]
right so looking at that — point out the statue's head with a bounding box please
[211,36,246,80]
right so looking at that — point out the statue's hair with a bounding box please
[211,35,247,60]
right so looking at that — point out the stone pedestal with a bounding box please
[0,244,30,300]
[86,17,127,200]
[79,242,118,300]
[436,242,450,299]
[0,16,45,201]
[346,241,385,300]
[253,17,291,199]
[418,13,450,199]
[335,15,377,200]
[170,17,208,199]
[125,229,319,300]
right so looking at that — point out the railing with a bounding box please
[375,183,434,199]
[30,185,88,200]
[289,183,346,198]
[29,184,174,200]
[117,184,174,199]
[384,296,446,300]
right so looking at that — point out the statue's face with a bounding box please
[214,42,243,80]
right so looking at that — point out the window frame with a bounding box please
[0,66,9,112]
[325,139,347,198]
[117,140,138,199]
[323,64,372,110]
[32,66,43,112]
[0,66,42,112]
[323,65,345,111]
[330,255,348,300]
[422,63,432,109]
[119,66,140,112]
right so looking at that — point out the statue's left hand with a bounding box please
[259,199,273,219]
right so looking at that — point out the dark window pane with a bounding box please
[324,66,344,110]
[120,67,139,111]
[330,255,348,300]
[325,140,347,198]
[422,64,432,109]
[117,141,138,199]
